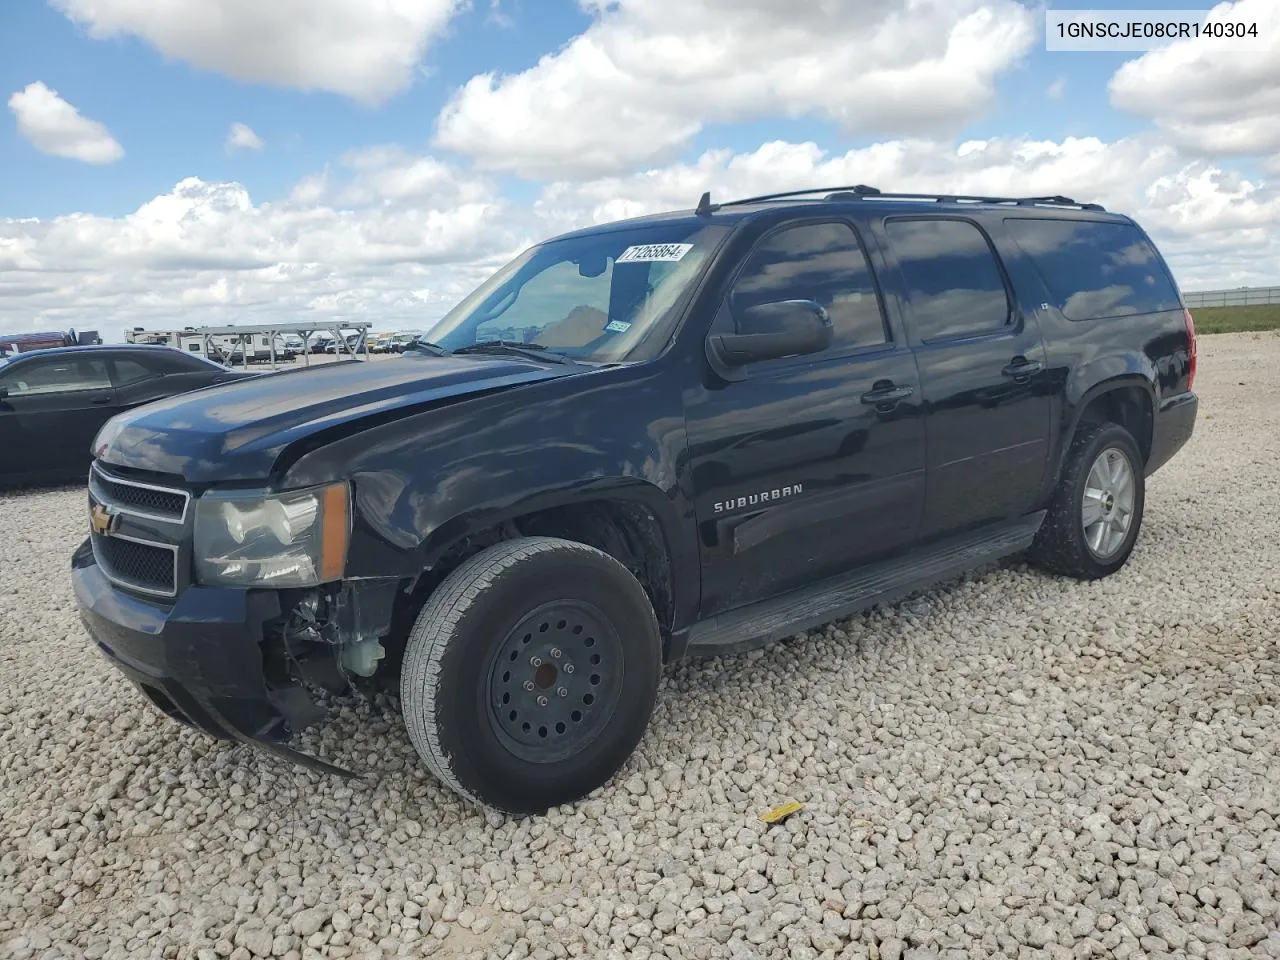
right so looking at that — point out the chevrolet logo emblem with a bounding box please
[90,503,114,536]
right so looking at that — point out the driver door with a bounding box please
[682,218,927,617]
[0,354,116,480]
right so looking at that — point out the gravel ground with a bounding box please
[2,332,1279,960]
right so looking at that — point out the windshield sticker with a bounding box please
[616,243,693,263]
[604,319,632,333]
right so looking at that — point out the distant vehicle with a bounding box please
[127,328,220,361]
[216,332,296,364]
[0,328,101,356]
[388,333,420,353]
[324,332,367,355]
[127,328,300,364]
[0,345,249,486]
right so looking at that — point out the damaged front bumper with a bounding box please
[71,538,360,778]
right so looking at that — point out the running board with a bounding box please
[680,511,1045,658]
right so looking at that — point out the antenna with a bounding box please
[695,191,720,217]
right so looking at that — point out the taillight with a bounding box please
[1183,308,1197,390]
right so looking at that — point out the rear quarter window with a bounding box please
[1004,218,1181,320]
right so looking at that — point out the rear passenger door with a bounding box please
[108,355,173,411]
[685,217,926,616]
[873,216,1052,539]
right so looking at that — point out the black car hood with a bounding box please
[94,355,579,483]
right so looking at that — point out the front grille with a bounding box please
[88,461,188,598]
[90,464,189,522]
[93,534,177,596]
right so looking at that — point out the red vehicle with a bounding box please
[0,329,101,356]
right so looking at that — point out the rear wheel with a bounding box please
[1030,421,1145,580]
[400,536,661,813]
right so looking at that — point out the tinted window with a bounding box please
[111,358,154,385]
[730,221,887,352]
[1005,218,1181,320]
[0,356,111,396]
[885,219,1010,342]
[164,350,213,371]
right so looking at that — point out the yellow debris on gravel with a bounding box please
[759,800,804,824]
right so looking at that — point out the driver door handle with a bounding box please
[861,383,914,405]
[1002,357,1044,379]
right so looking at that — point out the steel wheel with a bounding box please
[1082,446,1135,559]
[487,599,625,764]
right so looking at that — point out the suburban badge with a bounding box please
[713,483,803,515]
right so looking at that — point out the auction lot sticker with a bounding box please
[616,243,694,263]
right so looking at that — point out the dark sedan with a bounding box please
[0,345,249,486]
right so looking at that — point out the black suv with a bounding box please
[73,186,1198,812]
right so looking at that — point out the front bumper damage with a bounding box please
[72,538,387,778]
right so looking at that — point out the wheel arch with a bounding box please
[1070,377,1155,463]
[383,479,691,669]
[1046,371,1156,500]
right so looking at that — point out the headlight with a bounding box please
[194,482,350,587]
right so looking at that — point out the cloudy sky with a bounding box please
[1,0,1278,341]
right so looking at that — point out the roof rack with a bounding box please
[714,185,1105,212]
[720,185,882,206]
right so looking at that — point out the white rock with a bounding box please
[2,335,1278,960]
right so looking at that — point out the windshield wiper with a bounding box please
[451,340,576,365]
[403,339,450,356]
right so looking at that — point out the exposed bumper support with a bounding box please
[72,538,359,778]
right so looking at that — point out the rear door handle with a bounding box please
[89,395,113,405]
[861,384,914,405]
[1001,358,1044,379]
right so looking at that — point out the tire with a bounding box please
[400,536,662,813]
[1030,421,1145,580]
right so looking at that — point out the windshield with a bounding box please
[419,222,729,363]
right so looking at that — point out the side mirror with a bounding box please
[707,299,833,369]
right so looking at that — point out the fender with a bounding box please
[1064,352,1158,412]
[277,362,701,632]
[1040,366,1156,502]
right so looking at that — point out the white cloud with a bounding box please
[0,151,530,340]
[1109,0,1280,157]
[51,0,463,106]
[225,122,264,152]
[1047,76,1066,100]
[533,136,1183,230]
[486,0,515,29]
[533,137,1280,291]
[7,81,124,164]
[3,136,1278,341]
[435,0,1037,178]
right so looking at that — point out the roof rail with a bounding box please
[719,185,881,207]
[717,186,1105,212]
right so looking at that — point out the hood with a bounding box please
[94,355,579,483]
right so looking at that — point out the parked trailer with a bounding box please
[127,322,374,370]
[125,327,315,367]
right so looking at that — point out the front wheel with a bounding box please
[400,537,662,813]
[1030,421,1146,580]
